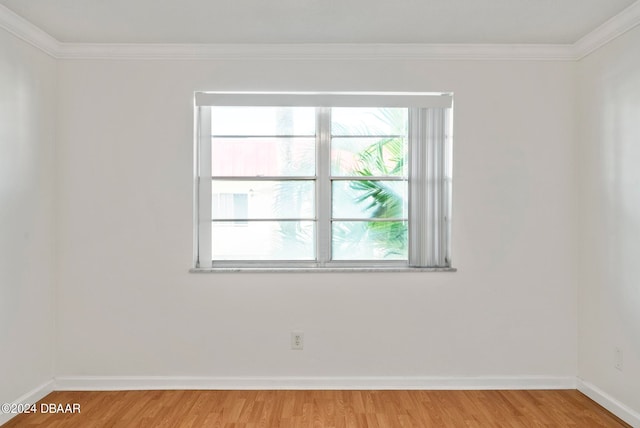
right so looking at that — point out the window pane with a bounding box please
[331,107,407,136]
[211,107,315,136]
[212,181,314,219]
[213,221,315,260]
[331,137,407,177]
[332,180,407,219]
[332,221,408,260]
[212,193,248,222]
[212,137,315,177]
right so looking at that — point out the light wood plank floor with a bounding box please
[2,390,630,427]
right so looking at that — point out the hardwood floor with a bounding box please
[2,390,630,427]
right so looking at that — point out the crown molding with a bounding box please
[2,1,640,61]
[573,0,640,59]
[0,3,59,57]
[53,42,575,61]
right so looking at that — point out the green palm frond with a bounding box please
[349,133,408,257]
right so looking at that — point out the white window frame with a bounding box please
[193,92,453,272]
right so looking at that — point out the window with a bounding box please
[194,92,453,270]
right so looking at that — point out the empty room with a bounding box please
[1,0,639,426]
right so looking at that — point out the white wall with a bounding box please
[54,58,578,381]
[0,31,56,401]
[577,25,640,412]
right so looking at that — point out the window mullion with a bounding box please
[316,107,332,265]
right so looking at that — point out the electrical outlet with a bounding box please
[615,347,623,371]
[291,331,304,350]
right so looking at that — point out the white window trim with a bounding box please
[193,92,454,272]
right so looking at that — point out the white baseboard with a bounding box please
[0,380,55,426]
[577,379,640,428]
[54,375,576,391]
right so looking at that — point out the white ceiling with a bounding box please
[0,0,636,45]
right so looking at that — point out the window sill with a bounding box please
[189,267,457,273]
